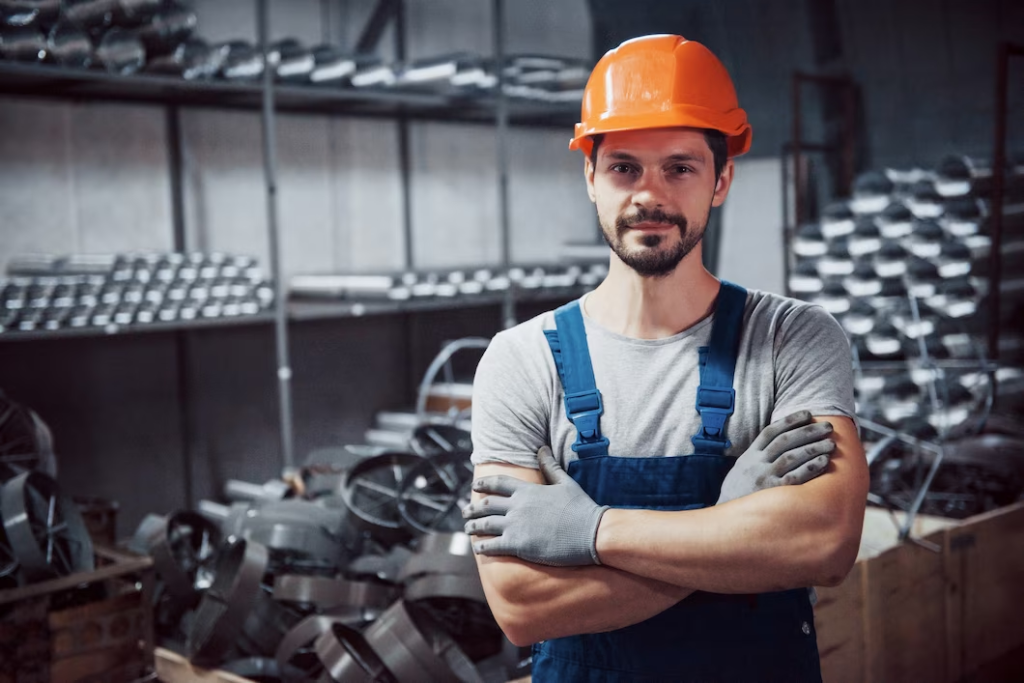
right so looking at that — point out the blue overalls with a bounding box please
[533,281,822,683]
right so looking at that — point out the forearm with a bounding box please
[596,432,868,593]
[477,555,693,646]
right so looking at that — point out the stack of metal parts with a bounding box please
[789,153,1024,526]
[0,4,592,106]
[0,251,274,334]
[0,0,198,72]
[130,423,525,682]
[290,262,607,304]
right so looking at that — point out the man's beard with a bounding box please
[600,206,708,278]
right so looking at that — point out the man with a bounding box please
[463,34,868,682]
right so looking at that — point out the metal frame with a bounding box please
[987,42,1024,363]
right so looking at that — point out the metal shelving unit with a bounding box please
[0,0,584,500]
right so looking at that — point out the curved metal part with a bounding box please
[341,452,423,545]
[0,394,57,483]
[147,510,221,601]
[414,338,490,422]
[399,533,477,581]
[276,614,365,683]
[408,424,473,458]
[0,521,20,589]
[225,478,293,504]
[315,620,398,683]
[238,589,304,658]
[127,512,167,555]
[346,544,413,584]
[187,537,269,667]
[273,573,399,613]
[245,519,346,568]
[0,471,94,581]
[403,573,487,604]
[397,454,474,534]
[364,601,482,683]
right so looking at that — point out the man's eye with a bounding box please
[610,164,634,174]
[671,165,692,175]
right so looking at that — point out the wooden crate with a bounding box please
[815,501,1024,683]
[0,546,155,683]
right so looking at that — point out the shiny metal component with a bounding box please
[95,27,145,74]
[408,424,473,458]
[397,454,475,534]
[0,24,45,61]
[187,538,269,666]
[363,601,483,683]
[341,452,423,545]
[274,574,399,614]
[46,20,91,66]
[315,620,397,683]
[1,0,59,27]
[146,510,220,600]
[224,478,293,504]
[130,0,196,55]
[0,471,94,581]
[276,614,363,683]
[235,499,354,569]
[238,589,304,657]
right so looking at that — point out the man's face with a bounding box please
[585,128,733,278]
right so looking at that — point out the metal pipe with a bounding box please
[492,0,515,329]
[257,0,295,471]
[791,75,803,229]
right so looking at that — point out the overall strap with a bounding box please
[543,301,609,458]
[692,281,748,455]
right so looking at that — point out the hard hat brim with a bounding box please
[569,105,752,158]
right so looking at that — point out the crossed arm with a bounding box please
[472,416,868,647]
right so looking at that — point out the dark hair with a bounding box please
[589,129,729,179]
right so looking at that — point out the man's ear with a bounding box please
[584,156,596,204]
[711,159,735,208]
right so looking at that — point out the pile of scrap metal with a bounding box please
[129,337,526,682]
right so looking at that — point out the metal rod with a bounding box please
[791,75,803,229]
[395,0,414,270]
[258,0,295,472]
[492,0,514,328]
[988,42,1011,362]
[898,444,945,542]
[166,104,196,509]
[355,0,399,55]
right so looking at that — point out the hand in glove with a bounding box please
[463,446,607,566]
[717,410,835,505]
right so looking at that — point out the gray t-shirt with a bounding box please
[471,288,856,470]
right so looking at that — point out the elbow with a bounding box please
[488,602,539,648]
[811,525,862,588]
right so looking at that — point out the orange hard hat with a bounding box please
[570,34,752,158]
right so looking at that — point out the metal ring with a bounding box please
[276,613,364,683]
[0,395,57,483]
[0,521,20,589]
[408,424,473,458]
[273,574,399,612]
[364,601,482,683]
[341,452,423,545]
[237,589,304,658]
[315,620,398,683]
[396,454,475,534]
[399,533,477,581]
[147,510,221,601]
[403,573,487,604]
[0,471,94,582]
[187,537,269,666]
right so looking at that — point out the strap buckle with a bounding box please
[564,389,609,455]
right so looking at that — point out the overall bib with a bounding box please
[532,281,822,683]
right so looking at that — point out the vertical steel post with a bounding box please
[167,105,196,508]
[988,43,1010,362]
[257,0,295,471]
[492,0,515,328]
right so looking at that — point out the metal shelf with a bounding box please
[0,310,277,342]
[0,62,578,127]
[0,286,591,341]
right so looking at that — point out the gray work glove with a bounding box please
[463,446,607,566]
[717,410,835,505]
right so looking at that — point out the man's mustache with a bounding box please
[615,208,688,232]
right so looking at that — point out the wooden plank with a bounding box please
[155,647,256,683]
[955,502,1024,677]
[944,526,966,683]
[862,529,950,683]
[814,561,866,683]
[0,550,152,606]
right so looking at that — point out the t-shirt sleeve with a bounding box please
[772,303,857,422]
[470,330,550,469]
